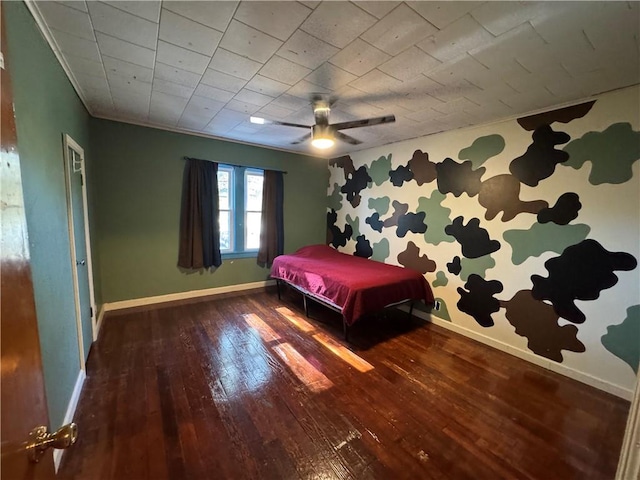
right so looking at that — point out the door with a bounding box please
[63,136,95,367]
[0,5,55,478]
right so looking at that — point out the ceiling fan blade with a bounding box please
[331,115,396,131]
[334,131,362,145]
[290,132,312,145]
[271,120,312,129]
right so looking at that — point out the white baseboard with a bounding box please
[54,369,86,472]
[96,305,105,337]
[402,307,633,401]
[103,280,276,312]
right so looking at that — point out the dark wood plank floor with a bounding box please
[60,289,630,479]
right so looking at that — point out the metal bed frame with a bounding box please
[275,278,415,341]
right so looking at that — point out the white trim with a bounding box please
[96,305,106,338]
[53,370,85,473]
[401,307,634,400]
[103,280,276,312]
[616,371,640,479]
[62,136,86,371]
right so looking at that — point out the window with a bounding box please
[217,165,263,256]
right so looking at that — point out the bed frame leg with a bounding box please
[408,301,414,321]
[276,279,281,300]
[303,295,309,317]
[343,321,349,342]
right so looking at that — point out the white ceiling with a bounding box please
[31,1,640,157]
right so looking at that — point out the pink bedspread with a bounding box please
[271,245,434,325]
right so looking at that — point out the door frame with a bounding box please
[62,134,97,370]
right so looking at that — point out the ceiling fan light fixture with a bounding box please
[311,137,335,149]
[311,124,334,149]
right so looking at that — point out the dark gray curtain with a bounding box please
[257,170,284,267]
[178,159,222,269]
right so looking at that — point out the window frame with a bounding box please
[218,164,264,259]
[217,164,235,254]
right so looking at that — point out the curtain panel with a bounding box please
[178,159,222,269]
[257,170,284,266]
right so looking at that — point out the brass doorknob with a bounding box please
[26,423,78,463]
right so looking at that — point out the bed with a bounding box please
[270,244,434,340]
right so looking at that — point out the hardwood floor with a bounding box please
[59,289,630,479]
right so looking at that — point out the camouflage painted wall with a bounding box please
[327,86,640,395]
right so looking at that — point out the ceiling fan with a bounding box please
[250,95,396,150]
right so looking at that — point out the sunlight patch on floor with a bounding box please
[243,313,281,342]
[312,333,374,373]
[272,342,333,393]
[275,306,315,332]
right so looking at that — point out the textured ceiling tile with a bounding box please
[350,69,403,94]
[286,79,331,99]
[353,2,400,19]
[234,1,312,41]
[152,78,194,99]
[103,55,153,83]
[178,114,214,131]
[163,1,237,32]
[300,2,377,48]
[418,14,495,63]
[257,103,296,120]
[426,54,492,89]
[471,1,548,36]
[329,38,390,76]
[88,2,158,49]
[234,89,274,108]
[65,54,105,78]
[407,1,482,29]
[361,4,437,56]
[225,99,262,115]
[154,62,201,88]
[393,91,445,113]
[156,40,210,74]
[194,84,235,103]
[57,1,88,13]
[277,30,339,69]
[102,1,161,23]
[259,55,313,85]
[74,72,110,92]
[268,94,311,112]
[305,63,357,90]
[51,28,101,62]
[151,90,189,109]
[219,20,283,63]
[378,46,440,81]
[210,49,262,80]
[469,23,546,72]
[245,75,291,97]
[183,95,226,117]
[108,74,152,95]
[96,32,155,68]
[159,9,222,56]
[37,2,95,41]
[200,69,247,93]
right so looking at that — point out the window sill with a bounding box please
[222,251,258,260]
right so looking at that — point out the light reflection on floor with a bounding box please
[242,313,281,342]
[216,325,271,398]
[274,307,375,373]
[272,342,334,393]
[312,332,374,373]
[275,306,315,332]
[239,308,374,395]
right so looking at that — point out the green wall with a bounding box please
[5,2,90,428]
[90,118,328,303]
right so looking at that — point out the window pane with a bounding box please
[219,210,231,250]
[246,173,263,211]
[245,211,261,250]
[218,170,230,210]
